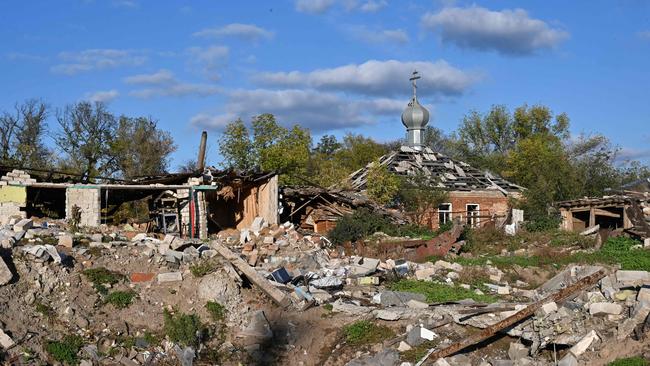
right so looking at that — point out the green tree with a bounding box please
[0,100,50,168]
[397,172,448,227]
[366,161,400,205]
[56,101,117,179]
[218,118,253,170]
[112,116,177,179]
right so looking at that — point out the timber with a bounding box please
[417,269,607,365]
[212,241,292,308]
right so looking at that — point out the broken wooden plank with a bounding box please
[212,241,292,308]
[417,268,606,365]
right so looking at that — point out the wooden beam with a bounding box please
[589,207,596,227]
[417,269,606,365]
[212,241,292,308]
[593,208,621,218]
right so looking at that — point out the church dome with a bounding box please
[401,98,429,130]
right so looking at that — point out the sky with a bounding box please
[1,0,650,168]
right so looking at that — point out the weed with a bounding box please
[457,267,492,292]
[105,290,137,309]
[400,340,438,362]
[143,331,162,346]
[86,247,103,257]
[163,309,207,347]
[322,303,333,311]
[205,301,226,322]
[607,356,649,366]
[343,320,395,346]
[190,261,214,278]
[34,301,54,317]
[45,335,84,365]
[82,267,123,286]
[389,280,497,303]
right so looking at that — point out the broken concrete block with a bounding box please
[637,286,650,306]
[589,302,623,316]
[406,326,437,347]
[250,217,266,235]
[568,330,599,357]
[375,309,402,321]
[540,301,558,315]
[397,341,412,352]
[406,299,429,309]
[357,276,379,285]
[13,218,32,232]
[58,234,74,248]
[508,342,528,360]
[432,359,451,366]
[0,327,15,349]
[131,233,147,242]
[415,267,436,281]
[0,256,12,285]
[350,257,380,276]
[311,276,343,289]
[377,291,426,307]
[616,270,650,286]
[558,352,578,366]
[158,272,183,283]
[497,286,510,295]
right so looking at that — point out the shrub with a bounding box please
[190,261,214,278]
[524,214,561,232]
[82,267,123,286]
[105,291,137,309]
[163,309,207,347]
[343,320,394,346]
[205,301,226,322]
[46,335,84,365]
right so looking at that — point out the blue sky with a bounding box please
[1,0,649,168]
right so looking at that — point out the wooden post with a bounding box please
[589,207,596,227]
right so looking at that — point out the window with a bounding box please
[438,203,452,225]
[466,204,480,228]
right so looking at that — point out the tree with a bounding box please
[112,116,177,179]
[568,134,620,197]
[14,100,50,169]
[56,101,117,179]
[218,118,253,170]
[366,161,400,205]
[397,172,448,227]
[313,135,341,156]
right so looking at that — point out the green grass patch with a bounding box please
[205,301,226,322]
[400,340,438,363]
[105,290,137,309]
[343,320,395,346]
[389,280,497,303]
[607,356,650,366]
[82,267,123,286]
[45,335,84,365]
[190,261,215,278]
[163,309,207,348]
[34,302,54,317]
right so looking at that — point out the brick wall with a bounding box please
[0,170,33,224]
[428,191,511,229]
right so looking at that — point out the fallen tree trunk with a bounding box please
[417,268,607,365]
[212,241,292,308]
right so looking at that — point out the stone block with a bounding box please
[541,301,558,315]
[616,270,650,286]
[0,327,15,349]
[508,342,528,360]
[589,302,623,316]
[158,272,183,283]
[568,330,599,357]
[13,218,32,232]
[0,256,12,285]
[58,234,74,248]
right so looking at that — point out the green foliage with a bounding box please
[400,340,438,362]
[524,214,562,232]
[82,267,123,286]
[389,280,497,303]
[607,357,650,366]
[322,303,333,311]
[397,172,448,227]
[219,118,253,170]
[35,301,54,317]
[190,261,214,278]
[343,320,395,346]
[163,309,207,347]
[366,161,400,205]
[105,290,137,309]
[205,301,226,322]
[46,335,84,365]
[0,99,50,168]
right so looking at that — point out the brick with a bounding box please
[130,272,156,283]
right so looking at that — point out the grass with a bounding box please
[82,267,123,286]
[389,280,497,303]
[163,309,207,348]
[34,302,54,317]
[190,261,215,278]
[343,320,395,346]
[400,340,438,363]
[205,301,226,322]
[608,357,650,366]
[105,290,137,309]
[45,335,84,365]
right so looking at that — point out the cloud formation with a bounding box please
[421,6,568,55]
[193,23,273,41]
[84,90,119,103]
[295,0,335,14]
[638,30,650,40]
[51,49,146,75]
[359,0,387,13]
[254,59,478,96]
[346,26,409,44]
[125,69,220,98]
[190,88,403,132]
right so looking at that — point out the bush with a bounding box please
[163,309,207,347]
[190,261,214,278]
[524,214,561,232]
[46,335,84,365]
[105,291,137,309]
[343,320,394,346]
[205,301,226,322]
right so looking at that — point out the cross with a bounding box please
[409,70,420,99]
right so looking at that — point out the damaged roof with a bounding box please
[347,145,523,193]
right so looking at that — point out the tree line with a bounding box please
[218,105,650,224]
[0,100,176,180]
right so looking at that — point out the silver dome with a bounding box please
[401,98,429,130]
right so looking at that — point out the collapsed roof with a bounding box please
[347,146,523,194]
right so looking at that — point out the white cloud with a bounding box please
[193,23,274,41]
[84,89,119,103]
[51,49,147,75]
[295,0,335,14]
[5,52,47,62]
[253,59,477,96]
[124,69,175,85]
[638,30,650,40]
[359,0,387,12]
[421,6,568,55]
[617,147,650,162]
[190,88,404,132]
[125,70,220,98]
[346,26,409,44]
[186,45,229,80]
